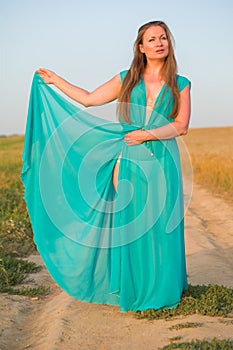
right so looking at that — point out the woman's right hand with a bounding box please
[36,68,58,84]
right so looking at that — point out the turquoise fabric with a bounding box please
[21,72,191,312]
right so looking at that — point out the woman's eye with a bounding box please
[149,38,154,42]
[161,36,167,40]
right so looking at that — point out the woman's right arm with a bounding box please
[36,68,122,107]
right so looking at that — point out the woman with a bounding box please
[22,20,191,312]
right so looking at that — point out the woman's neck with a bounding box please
[144,60,164,77]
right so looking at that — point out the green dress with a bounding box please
[21,70,191,312]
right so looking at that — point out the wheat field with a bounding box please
[182,126,233,205]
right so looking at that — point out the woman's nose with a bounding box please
[156,39,163,46]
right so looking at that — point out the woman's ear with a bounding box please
[139,44,145,53]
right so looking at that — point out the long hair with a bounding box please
[118,20,180,123]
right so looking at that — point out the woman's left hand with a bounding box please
[124,130,152,146]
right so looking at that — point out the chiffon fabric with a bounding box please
[21,71,191,312]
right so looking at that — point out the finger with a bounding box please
[38,68,47,72]
[36,68,44,73]
[36,69,46,76]
[126,140,136,146]
[37,68,50,76]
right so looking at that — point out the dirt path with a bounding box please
[0,182,233,350]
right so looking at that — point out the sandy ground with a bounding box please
[0,182,233,350]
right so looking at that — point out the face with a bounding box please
[139,25,169,60]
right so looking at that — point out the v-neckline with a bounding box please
[141,76,166,125]
[142,76,166,108]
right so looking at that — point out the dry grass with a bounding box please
[0,135,24,189]
[0,135,35,258]
[0,136,47,296]
[181,126,233,205]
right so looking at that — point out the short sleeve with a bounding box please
[176,75,191,92]
[119,69,129,83]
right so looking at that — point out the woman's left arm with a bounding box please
[124,85,191,145]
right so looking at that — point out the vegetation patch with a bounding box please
[136,284,233,320]
[169,336,182,342]
[0,256,39,288]
[0,217,35,258]
[169,322,203,331]
[1,285,50,297]
[160,338,233,350]
[0,136,46,297]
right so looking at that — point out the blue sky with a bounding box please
[1,0,232,135]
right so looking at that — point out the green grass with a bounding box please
[0,255,50,296]
[0,256,41,288]
[1,285,50,297]
[169,336,183,342]
[136,284,233,320]
[0,216,35,258]
[0,136,47,297]
[169,322,203,331]
[0,136,34,258]
[160,338,233,350]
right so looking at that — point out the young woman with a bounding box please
[23,20,191,312]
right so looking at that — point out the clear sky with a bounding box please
[1,0,233,135]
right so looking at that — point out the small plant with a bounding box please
[160,338,233,350]
[169,336,182,342]
[0,256,41,290]
[0,256,50,297]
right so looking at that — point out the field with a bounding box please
[0,136,45,296]
[0,135,34,257]
[0,129,233,349]
[181,126,233,205]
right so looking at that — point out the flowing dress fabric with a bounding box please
[21,71,191,312]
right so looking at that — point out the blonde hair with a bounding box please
[118,20,180,123]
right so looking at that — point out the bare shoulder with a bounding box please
[86,73,122,106]
[107,73,122,85]
[97,73,122,89]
